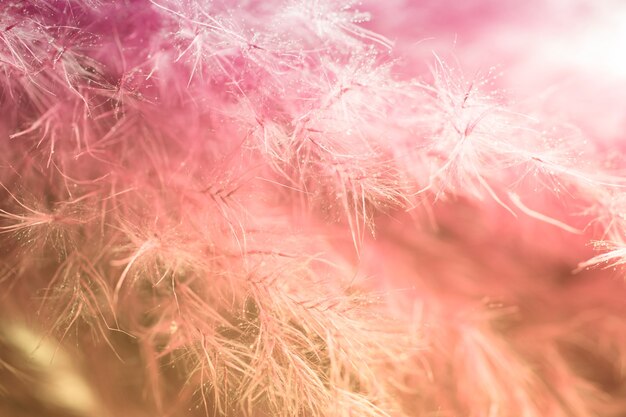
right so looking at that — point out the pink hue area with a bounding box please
[1,1,626,416]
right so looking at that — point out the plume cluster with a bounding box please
[2,1,626,416]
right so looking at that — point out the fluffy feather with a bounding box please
[1,1,626,416]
